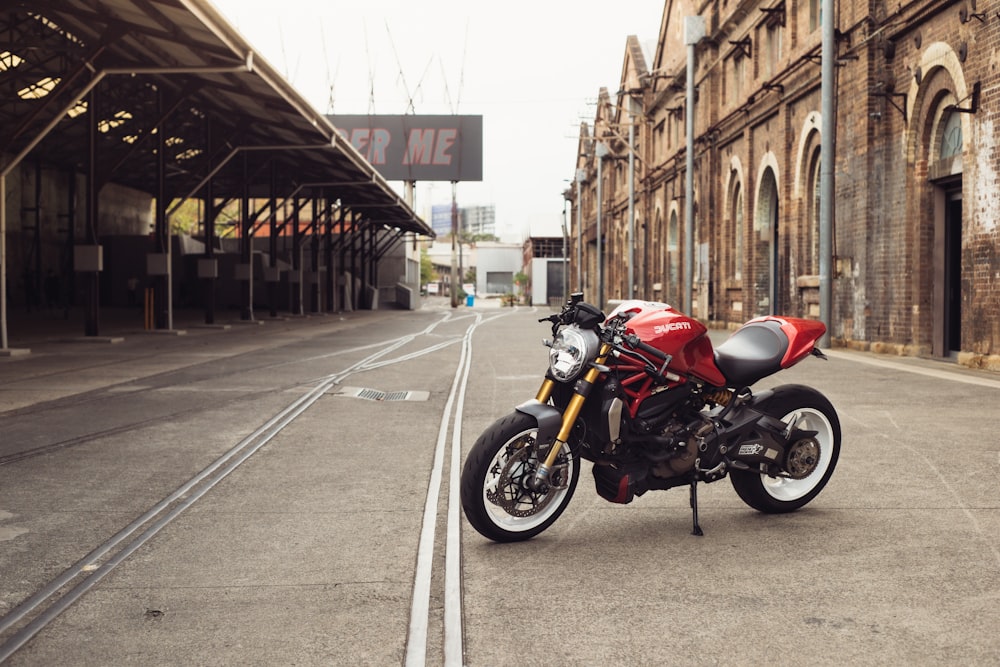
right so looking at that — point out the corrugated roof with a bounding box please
[0,0,432,235]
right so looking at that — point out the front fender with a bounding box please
[514,399,563,448]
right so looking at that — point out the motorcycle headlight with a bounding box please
[548,326,599,382]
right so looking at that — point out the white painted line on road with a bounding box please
[405,317,477,667]
[445,315,479,667]
[406,309,506,666]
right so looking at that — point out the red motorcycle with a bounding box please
[461,293,840,541]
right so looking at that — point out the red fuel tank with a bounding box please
[606,300,726,386]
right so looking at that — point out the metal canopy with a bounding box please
[0,0,432,235]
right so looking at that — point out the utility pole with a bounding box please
[575,168,585,291]
[450,181,459,308]
[595,142,608,310]
[627,98,638,301]
[683,16,705,316]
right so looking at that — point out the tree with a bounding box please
[514,271,529,304]
[420,248,434,287]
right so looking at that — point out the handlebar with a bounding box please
[624,333,668,361]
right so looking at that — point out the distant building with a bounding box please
[431,205,454,236]
[463,205,496,237]
[524,236,568,307]
[430,204,496,238]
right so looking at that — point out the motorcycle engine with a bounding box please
[649,422,699,478]
[586,377,708,504]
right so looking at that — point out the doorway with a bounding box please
[943,190,962,354]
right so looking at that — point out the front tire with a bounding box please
[461,411,579,542]
[730,384,841,513]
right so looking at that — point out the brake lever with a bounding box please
[617,336,678,383]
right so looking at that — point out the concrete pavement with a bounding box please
[1,299,998,665]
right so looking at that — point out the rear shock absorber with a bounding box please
[703,388,733,407]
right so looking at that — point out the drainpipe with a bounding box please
[575,169,584,291]
[627,116,635,300]
[595,142,608,309]
[819,0,836,347]
[684,16,705,316]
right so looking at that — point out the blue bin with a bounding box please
[465,294,474,307]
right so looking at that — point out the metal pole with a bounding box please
[684,16,705,317]
[562,199,569,304]
[627,119,635,300]
[819,0,836,347]
[575,169,584,291]
[450,181,458,308]
[595,142,607,310]
[1,173,7,350]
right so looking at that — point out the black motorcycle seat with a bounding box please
[713,320,789,387]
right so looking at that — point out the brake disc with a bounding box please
[486,444,558,518]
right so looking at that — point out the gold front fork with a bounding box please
[536,342,612,474]
[535,378,555,403]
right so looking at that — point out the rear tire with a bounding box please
[461,411,579,542]
[730,384,841,513]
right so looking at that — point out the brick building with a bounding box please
[569,0,1000,369]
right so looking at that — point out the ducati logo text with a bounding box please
[653,321,693,335]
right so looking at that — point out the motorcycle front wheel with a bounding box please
[730,384,841,513]
[460,411,579,542]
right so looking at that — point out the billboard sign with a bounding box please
[328,114,483,182]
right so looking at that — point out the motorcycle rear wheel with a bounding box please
[730,384,841,513]
[461,411,579,542]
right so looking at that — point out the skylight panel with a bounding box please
[18,76,60,99]
[0,51,25,72]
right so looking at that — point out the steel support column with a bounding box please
[323,196,334,313]
[240,153,253,321]
[292,197,302,315]
[203,118,216,325]
[310,198,320,313]
[85,87,100,337]
[350,212,360,311]
[268,161,278,318]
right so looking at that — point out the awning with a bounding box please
[0,0,432,234]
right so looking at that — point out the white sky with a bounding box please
[210,0,664,241]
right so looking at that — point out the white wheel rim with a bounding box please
[761,407,835,502]
[482,430,574,533]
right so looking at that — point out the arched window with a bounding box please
[729,178,744,280]
[939,110,962,160]
[755,168,779,315]
[806,148,821,275]
[668,209,680,305]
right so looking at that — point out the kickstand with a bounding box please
[689,479,704,536]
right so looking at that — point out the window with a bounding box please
[806,148,821,274]
[761,9,784,79]
[939,111,962,159]
[733,54,745,100]
[668,210,680,304]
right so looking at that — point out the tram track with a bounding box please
[0,309,481,663]
[0,315,470,466]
